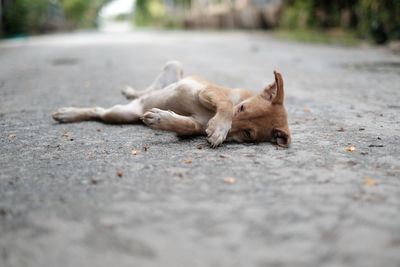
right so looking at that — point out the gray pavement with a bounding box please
[0,30,400,267]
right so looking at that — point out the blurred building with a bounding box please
[183,0,282,29]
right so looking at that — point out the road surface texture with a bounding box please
[1,30,399,267]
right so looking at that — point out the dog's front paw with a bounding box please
[206,117,232,148]
[141,108,170,129]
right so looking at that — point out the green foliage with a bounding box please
[59,0,110,28]
[3,0,48,37]
[115,13,130,21]
[356,0,400,43]
[134,0,190,28]
[279,0,315,29]
[280,0,400,44]
[134,0,165,27]
[60,0,90,23]
[2,0,112,37]
[276,28,358,46]
[280,0,349,29]
[174,0,191,7]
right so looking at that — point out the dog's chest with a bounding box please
[168,78,214,122]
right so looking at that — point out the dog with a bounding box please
[52,61,291,148]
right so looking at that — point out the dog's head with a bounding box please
[227,71,291,147]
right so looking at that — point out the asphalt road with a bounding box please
[1,30,400,267]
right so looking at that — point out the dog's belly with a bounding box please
[141,77,214,125]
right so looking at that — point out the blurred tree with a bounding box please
[1,0,112,37]
[0,2,2,36]
[134,0,192,28]
[59,0,111,28]
[2,0,48,37]
[134,0,165,26]
[357,0,400,44]
[280,0,358,29]
[280,0,399,43]
[60,0,90,24]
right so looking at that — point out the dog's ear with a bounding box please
[273,128,291,148]
[262,71,285,104]
[262,81,277,101]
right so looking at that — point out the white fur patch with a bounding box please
[121,85,138,98]
[228,92,241,105]
[178,78,205,94]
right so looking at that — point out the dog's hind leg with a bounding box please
[122,60,183,99]
[150,60,183,89]
[142,108,204,136]
[53,99,143,123]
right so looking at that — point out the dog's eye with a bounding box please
[243,129,252,139]
[239,105,244,113]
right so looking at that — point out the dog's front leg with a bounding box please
[142,108,204,136]
[199,87,233,147]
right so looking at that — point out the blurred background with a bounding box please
[1,2,400,267]
[0,0,399,45]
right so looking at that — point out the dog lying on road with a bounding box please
[52,61,291,148]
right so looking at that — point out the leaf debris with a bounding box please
[345,146,356,151]
[369,163,380,168]
[61,133,69,137]
[184,158,192,164]
[90,178,100,184]
[174,173,183,178]
[88,153,95,158]
[223,177,236,184]
[364,177,377,186]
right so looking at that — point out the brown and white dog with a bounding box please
[52,61,291,148]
